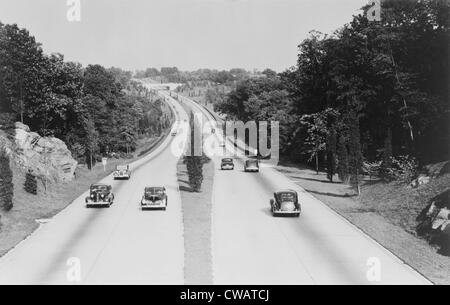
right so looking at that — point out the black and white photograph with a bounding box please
[0,0,449,290]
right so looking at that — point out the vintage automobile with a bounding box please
[141,186,168,210]
[85,184,115,208]
[244,159,259,173]
[113,165,131,180]
[171,131,177,136]
[270,190,301,217]
[220,158,234,170]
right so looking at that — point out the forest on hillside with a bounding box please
[0,22,173,166]
[213,0,449,185]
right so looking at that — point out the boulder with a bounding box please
[425,161,449,178]
[15,122,30,132]
[13,123,77,182]
[417,190,450,256]
[410,174,431,188]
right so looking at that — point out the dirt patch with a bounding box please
[0,135,167,257]
[177,158,214,285]
[276,162,450,285]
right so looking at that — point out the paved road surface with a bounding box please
[0,89,432,285]
[0,93,187,285]
[178,94,431,285]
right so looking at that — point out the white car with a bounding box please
[113,165,131,180]
[141,187,168,210]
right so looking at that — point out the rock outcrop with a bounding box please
[13,122,77,182]
[417,190,450,256]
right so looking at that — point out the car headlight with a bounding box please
[91,194,94,198]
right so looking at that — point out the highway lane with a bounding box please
[178,93,431,285]
[0,87,432,285]
[0,94,187,285]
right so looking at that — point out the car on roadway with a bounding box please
[270,190,301,217]
[244,159,259,173]
[171,132,177,136]
[220,158,234,170]
[85,184,115,208]
[141,186,168,210]
[113,165,131,180]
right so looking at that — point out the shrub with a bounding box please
[184,155,210,192]
[385,155,419,183]
[24,170,38,195]
[0,149,14,211]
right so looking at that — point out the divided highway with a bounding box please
[0,88,431,285]
[177,94,431,285]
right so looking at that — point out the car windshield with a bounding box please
[116,165,128,170]
[145,194,161,200]
[222,158,233,163]
[145,187,164,194]
[91,185,108,192]
[246,160,258,166]
[277,192,296,202]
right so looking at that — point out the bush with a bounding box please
[0,149,14,211]
[184,155,210,192]
[385,155,419,183]
[24,170,38,195]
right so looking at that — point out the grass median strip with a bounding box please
[177,157,214,285]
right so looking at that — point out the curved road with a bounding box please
[0,93,187,285]
[0,89,431,285]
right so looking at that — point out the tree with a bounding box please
[83,117,99,170]
[337,135,350,183]
[0,149,13,211]
[347,111,363,194]
[326,127,337,182]
[24,170,37,195]
[380,128,393,180]
[300,113,327,174]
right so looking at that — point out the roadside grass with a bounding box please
[276,161,450,285]
[177,157,214,285]
[0,134,168,257]
[358,173,450,235]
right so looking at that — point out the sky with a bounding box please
[0,0,366,72]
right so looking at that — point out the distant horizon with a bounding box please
[0,0,365,72]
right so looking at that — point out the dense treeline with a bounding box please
[0,22,173,166]
[135,66,269,85]
[215,0,449,184]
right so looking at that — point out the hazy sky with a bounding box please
[0,0,366,72]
